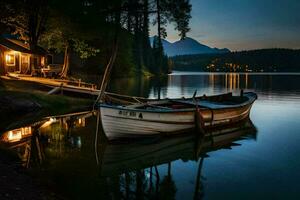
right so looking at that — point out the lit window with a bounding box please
[8,130,22,142]
[5,53,15,66]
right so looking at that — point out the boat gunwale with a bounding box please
[99,92,257,113]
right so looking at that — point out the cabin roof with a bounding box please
[0,36,48,55]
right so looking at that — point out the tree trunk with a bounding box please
[156,0,163,74]
[134,9,140,70]
[156,0,162,47]
[28,0,48,52]
[60,44,70,78]
[127,0,132,32]
[142,0,151,68]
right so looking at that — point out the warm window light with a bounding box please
[6,127,32,142]
[76,118,86,127]
[8,130,22,142]
[5,53,16,66]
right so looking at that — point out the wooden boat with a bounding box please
[99,91,257,140]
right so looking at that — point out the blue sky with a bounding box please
[150,0,300,51]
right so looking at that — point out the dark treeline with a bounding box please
[172,49,300,72]
[0,0,191,78]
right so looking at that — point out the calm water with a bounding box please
[1,72,300,199]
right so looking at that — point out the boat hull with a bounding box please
[100,107,195,139]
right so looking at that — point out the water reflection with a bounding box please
[0,111,95,168]
[99,119,256,199]
[0,111,256,199]
[106,73,300,103]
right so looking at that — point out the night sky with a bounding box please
[151,0,300,51]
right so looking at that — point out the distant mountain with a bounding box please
[149,36,230,56]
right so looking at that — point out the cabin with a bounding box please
[0,36,52,75]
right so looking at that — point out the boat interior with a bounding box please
[114,92,253,111]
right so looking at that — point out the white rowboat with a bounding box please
[99,92,257,140]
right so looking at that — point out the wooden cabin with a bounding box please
[0,36,51,75]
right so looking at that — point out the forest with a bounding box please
[0,0,192,78]
[172,49,300,72]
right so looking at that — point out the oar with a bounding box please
[192,90,205,135]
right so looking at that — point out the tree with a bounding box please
[27,0,49,51]
[142,0,155,72]
[164,0,192,39]
[40,1,100,78]
[1,0,192,78]
[151,36,168,74]
[0,0,48,51]
[151,0,192,74]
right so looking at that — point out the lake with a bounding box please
[1,72,300,199]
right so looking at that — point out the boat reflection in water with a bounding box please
[0,111,257,199]
[100,119,256,199]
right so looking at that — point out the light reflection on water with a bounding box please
[1,72,300,199]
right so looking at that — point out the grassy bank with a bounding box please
[0,78,94,131]
[0,89,93,112]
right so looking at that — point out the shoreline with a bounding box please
[0,79,94,199]
[170,71,300,75]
